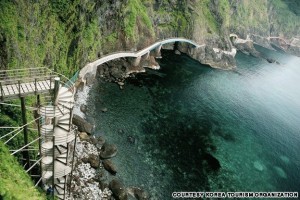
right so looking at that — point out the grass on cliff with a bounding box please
[123,0,154,41]
[0,141,45,200]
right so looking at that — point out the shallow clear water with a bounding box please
[87,46,300,199]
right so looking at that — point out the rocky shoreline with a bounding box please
[70,83,149,200]
[69,37,299,199]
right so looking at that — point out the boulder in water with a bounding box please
[95,136,106,149]
[73,114,94,134]
[80,104,87,113]
[109,179,128,200]
[127,187,150,200]
[100,143,118,159]
[279,155,290,164]
[88,154,100,169]
[203,153,221,171]
[274,166,287,179]
[102,159,117,175]
[101,108,108,112]
[253,161,265,171]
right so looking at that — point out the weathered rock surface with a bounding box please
[88,154,100,169]
[102,159,117,175]
[203,153,221,171]
[73,114,94,134]
[109,179,128,200]
[100,143,118,159]
[127,187,150,200]
[80,104,87,113]
[79,132,90,141]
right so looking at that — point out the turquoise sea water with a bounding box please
[87,46,300,199]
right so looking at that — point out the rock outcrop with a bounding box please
[72,114,94,134]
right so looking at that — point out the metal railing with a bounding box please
[0,67,79,195]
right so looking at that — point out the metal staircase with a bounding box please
[0,67,78,200]
[39,80,76,199]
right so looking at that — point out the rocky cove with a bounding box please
[71,73,155,199]
[68,30,300,198]
[1,1,300,199]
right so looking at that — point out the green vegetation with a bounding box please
[123,0,154,41]
[0,141,45,200]
[270,0,300,37]
[199,0,219,33]
[0,0,300,199]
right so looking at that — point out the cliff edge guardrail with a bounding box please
[78,37,205,83]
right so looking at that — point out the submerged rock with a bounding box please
[203,153,221,171]
[80,104,87,113]
[101,107,108,112]
[253,161,265,171]
[100,143,118,159]
[88,154,100,169]
[102,159,117,175]
[279,155,290,164]
[127,136,136,144]
[109,179,128,200]
[95,136,106,149]
[274,166,287,179]
[127,187,150,200]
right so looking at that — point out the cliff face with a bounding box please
[0,0,300,74]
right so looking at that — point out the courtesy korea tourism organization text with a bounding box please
[172,192,299,199]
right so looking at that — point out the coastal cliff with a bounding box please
[1,0,300,74]
[0,1,300,198]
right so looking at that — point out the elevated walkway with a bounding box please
[0,67,78,200]
[0,67,56,101]
[78,37,205,83]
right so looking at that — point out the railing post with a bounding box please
[52,135,55,200]
[37,94,42,184]
[21,96,30,171]
[68,129,77,196]
[53,77,60,105]
[0,82,4,101]
[18,80,21,97]
[34,78,37,95]
[64,142,69,199]
[50,77,52,91]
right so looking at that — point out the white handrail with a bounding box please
[78,37,205,80]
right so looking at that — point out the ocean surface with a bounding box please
[86,46,300,199]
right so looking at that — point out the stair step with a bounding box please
[58,121,70,126]
[43,171,53,179]
[57,177,66,184]
[56,157,67,164]
[39,105,64,117]
[57,114,71,121]
[58,86,69,94]
[54,162,71,178]
[41,124,54,130]
[56,145,67,154]
[42,156,53,165]
[55,185,64,195]
[58,102,73,109]
[57,124,70,131]
[42,141,53,149]
[54,127,69,135]
[56,183,65,189]
[57,153,67,159]
[58,91,73,99]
